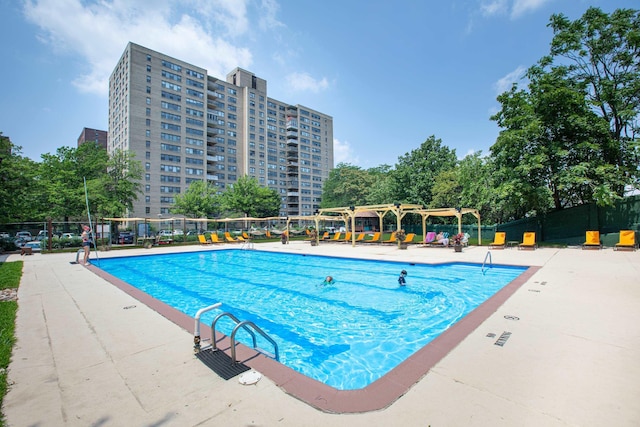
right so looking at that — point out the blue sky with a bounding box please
[1,0,636,168]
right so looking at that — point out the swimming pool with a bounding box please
[96,249,527,390]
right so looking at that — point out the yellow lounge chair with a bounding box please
[327,232,342,242]
[518,232,537,250]
[197,234,211,245]
[614,230,636,251]
[224,232,241,243]
[210,234,221,244]
[320,231,329,240]
[489,232,506,249]
[339,232,352,242]
[582,230,602,250]
[382,232,397,244]
[242,232,251,240]
[354,233,365,242]
[402,233,415,244]
[362,232,381,243]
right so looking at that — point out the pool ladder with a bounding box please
[193,303,279,362]
[481,251,493,274]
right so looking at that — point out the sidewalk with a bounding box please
[3,243,640,426]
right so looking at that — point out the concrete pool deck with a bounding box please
[3,242,640,426]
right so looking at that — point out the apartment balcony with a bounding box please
[286,131,298,138]
[286,120,298,131]
[206,174,218,181]
[286,138,298,146]
[287,191,299,197]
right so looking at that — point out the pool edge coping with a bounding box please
[88,257,539,414]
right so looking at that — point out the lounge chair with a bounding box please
[354,233,365,242]
[242,232,251,240]
[582,230,602,250]
[489,232,506,249]
[461,233,470,247]
[518,232,537,250]
[327,232,342,242]
[210,234,221,244]
[266,230,273,239]
[224,232,241,243]
[320,231,329,240]
[362,232,381,243]
[614,230,637,251]
[197,235,211,245]
[424,231,436,244]
[340,232,353,242]
[382,232,396,244]
[402,233,416,244]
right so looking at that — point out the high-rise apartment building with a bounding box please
[108,42,333,219]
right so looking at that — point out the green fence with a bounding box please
[497,195,640,246]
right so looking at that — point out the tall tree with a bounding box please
[320,163,377,208]
[0,135,42,222]
[221,175,280,217]
[39,144,107,223]
[545,7,640,194]
[171,180,221,218]
[391,135,457,206]
[93,149,143,218]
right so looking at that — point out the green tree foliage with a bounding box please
[364,165,395,205]
[171,180,221,218]
[548,7,640,142]
[320,163,379,208]
[391,135,457,206]
[221,175,280,217]
[93,149,143,218]
[546,7,640,198]
[491,7,640,216]
[0,135,42,222]
[39,143,108,222]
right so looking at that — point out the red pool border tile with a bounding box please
[88,262,539,414]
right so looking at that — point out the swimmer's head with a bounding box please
[400,270,407,276]
[325,276,333,282]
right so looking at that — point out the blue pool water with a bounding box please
[96,250,526,390]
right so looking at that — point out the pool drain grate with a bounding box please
[494,331,512,346]
[195,348,251,380]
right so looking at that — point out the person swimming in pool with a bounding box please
[398,270,407,286]
[321,276,335,286]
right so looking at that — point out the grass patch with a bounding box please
[0,261,21,427]
[0,262,22,289]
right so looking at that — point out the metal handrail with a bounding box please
[481,251,493,274]
[193,302,222,352]
[230,320,279,363]
[211,312,257,351]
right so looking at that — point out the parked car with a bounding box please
[0,232,10,239]
[158,230,173,237]
[62,233,77,239]
[15,231,32,241]
[173,229,184,236]
[36,230,50,241]
[23,241,42,253]
[118,232,134,244]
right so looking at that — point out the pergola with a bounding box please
[413,208,482,245]
[103,205,482,246]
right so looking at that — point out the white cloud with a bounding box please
[23,0,255,96]
[479,0,552,20]
[285,72,329,93]
[333,138,358,166]
[511,0,552,19]
[493,66,526,94]
[480,0,508,17]
[258,0,285,31]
